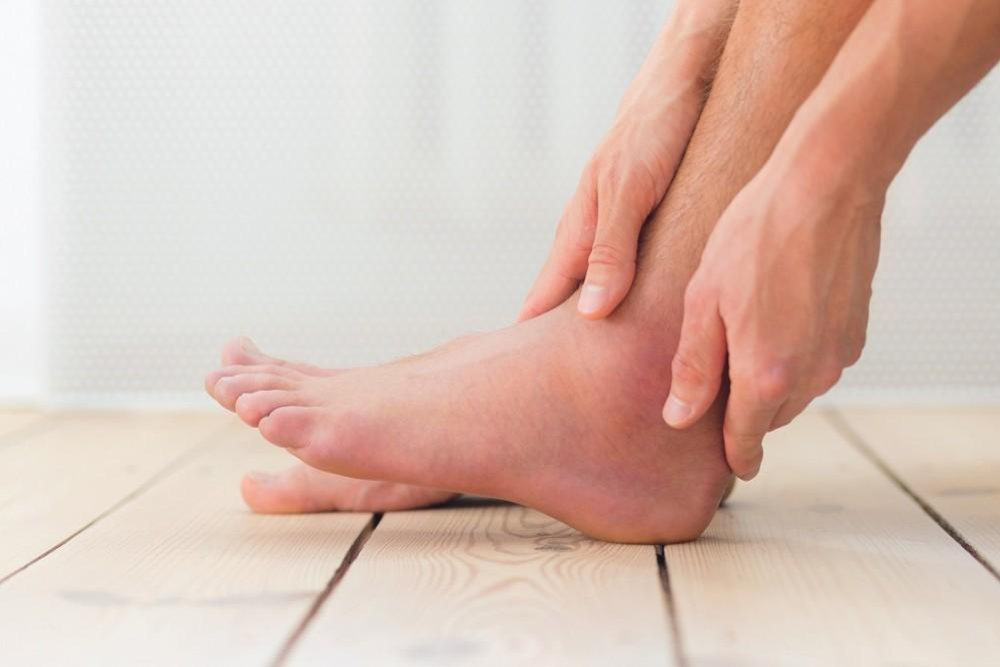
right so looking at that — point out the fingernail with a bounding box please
[738,464,761,482]
[577,284,608,315]
[663,395,691,426]
[247,471,274,485]
[240,337,259,353]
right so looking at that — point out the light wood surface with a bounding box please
[288,501,675,666]
[835,408,1000,576]
[0,408,998,666]
[0,410,45,440]
[0,412,231,580]
[0,426,372,666]
[664,411,1000,666]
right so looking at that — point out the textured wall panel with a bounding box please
[42,1,999,405]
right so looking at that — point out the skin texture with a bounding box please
[208,0,878,543]
[517,0,737,322]
[665,0,1000,480]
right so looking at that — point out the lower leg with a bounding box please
[208,0,875,542]
[624,0,876,322]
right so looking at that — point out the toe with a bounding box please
[214,373,297,411]
[219,337,345,378]
[220,337,265,367]
[257,405,323,450]
[241,464,461,514]
[204,364,304,398]
[240,465,336,513]
[235,390,308,427]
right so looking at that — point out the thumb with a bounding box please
[577,181,650,320]
[663,290,727,429]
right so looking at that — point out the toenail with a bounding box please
[247,471,274,484]
[577,284,608,315]
[663,395,691,426]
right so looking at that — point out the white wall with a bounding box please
[0,0,43,403]
[4,1,999,407]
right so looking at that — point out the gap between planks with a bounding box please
[0,416,237,587]
[656,545,688,667]
[271,512,384,667]
[825,408,1000,583]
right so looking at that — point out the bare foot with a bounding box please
[214,338,460,514]
[206,299,732,544]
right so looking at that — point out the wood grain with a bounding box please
[0,411,231,580]
[0,425,372,666]
[664,411,1000,667]
[835,407,1000,575]
[288,500,676,666]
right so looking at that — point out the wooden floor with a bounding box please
[0,409,997,666]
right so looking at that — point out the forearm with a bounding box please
[774,0,1000,189]
[619,0,738,117]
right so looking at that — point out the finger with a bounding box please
[518,182,598,322]
[723,370,791,480]
[769,393,814,431]
[577,176,653,319]
[663,293,727,429]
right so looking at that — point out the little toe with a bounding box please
[235,389,309,427]
[214,373,297,411]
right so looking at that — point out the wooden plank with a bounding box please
[0,426,372,666]
[0,412,231,580]
[835,407,1000,575]
[288,500,675,666]
[664,411,1000,666]
[0,410,46,440]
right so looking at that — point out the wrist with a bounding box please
[767,105,902,203]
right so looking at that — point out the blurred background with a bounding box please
[2,0,998,409]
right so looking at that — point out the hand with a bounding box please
[517,3,734,322]
[663,156,884,480]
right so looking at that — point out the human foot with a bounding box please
[206,299,732,544]
[214,338,460,514]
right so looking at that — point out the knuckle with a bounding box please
[683,280,711,312]
[754,361,795,403]
[587,242,630,270]
[815,364,843,394]
[724,424,765,452]
[672,351,709,387]
[842,335,866,367]
[576,211,598,248]
[599,161,623,190]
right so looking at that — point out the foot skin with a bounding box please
[216,338,459,514]
[206,301,733,544]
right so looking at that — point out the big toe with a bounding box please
[241,465,459,513]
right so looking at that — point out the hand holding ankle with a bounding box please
[663,151,884,481]
[517,0,737,322]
